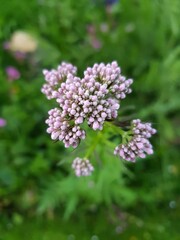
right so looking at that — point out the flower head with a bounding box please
[46,108,86,148]
[114,119,156,162]
[72,158,94,177]
[43,61,133,148]
[41,62,77,99]
[6,66,20,81]
[0,118,7,127]
[42,61,157,175]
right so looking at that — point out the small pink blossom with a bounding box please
[72,158,94,177]
[6,66,21,81]
[0,118,7,127]
[114,119,156,162]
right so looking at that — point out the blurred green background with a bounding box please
[0,0,179,239]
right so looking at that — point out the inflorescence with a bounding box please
[42,61,156,176]
[114,119,156,162]
[72,158,94,177]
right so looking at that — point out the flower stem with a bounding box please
[85,131,102,159]
[105,121,125,135]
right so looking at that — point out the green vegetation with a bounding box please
[0,0,179,238]
[1,208,179,240]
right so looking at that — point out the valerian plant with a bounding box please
[41,61,156,176]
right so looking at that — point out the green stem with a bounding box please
[105,121,133,144]
[84,121,133,159]
[104,121,125,135]
[84,131,102,159]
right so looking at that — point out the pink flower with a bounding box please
[43,61,133,148]
[5,66,21,81]
[114,119,156,162]
[0,118,7,127]
[72,158,94,176]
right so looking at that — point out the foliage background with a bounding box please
[0,0,179,239]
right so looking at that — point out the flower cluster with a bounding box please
[6,66,20,81]
[72,158,94,177]
[43,61,133,148]
[84,62,133,99]
[114,119,156,162]
[0,118,7,127]
[42,61,156,176]
[46,108,86,148]
[41,62,77,100]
